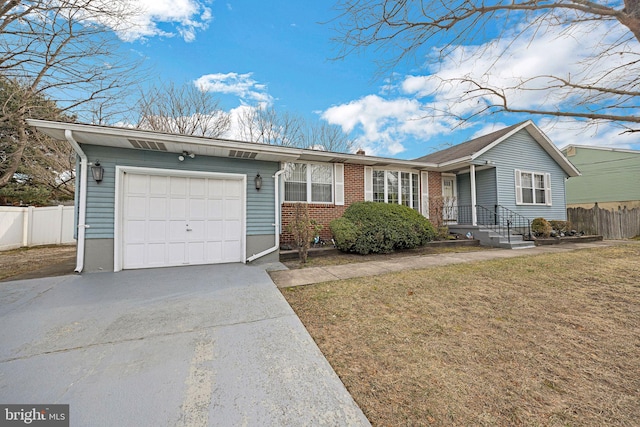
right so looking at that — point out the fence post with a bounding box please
[56,205,64,244]
[22,206,35,247]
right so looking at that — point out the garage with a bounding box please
[117,167,245,270]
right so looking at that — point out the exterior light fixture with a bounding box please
[91,160,104,183]
[179,151,195,162]
[254,173,262,191]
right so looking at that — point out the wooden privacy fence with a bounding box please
[567,204,640,239]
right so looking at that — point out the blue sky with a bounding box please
[105,0,639,158]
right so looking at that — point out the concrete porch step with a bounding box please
[449,225,535,249]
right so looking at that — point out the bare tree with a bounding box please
[236,105,354,152]
[305,120,354,152]
[0,0,145,188]
[135,82,231,137]
[237,105,305,146]
[332,0,640,132]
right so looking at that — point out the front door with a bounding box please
[442,176,457,222]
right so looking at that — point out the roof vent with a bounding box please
[129,139,167,151]
[229,150,258,159]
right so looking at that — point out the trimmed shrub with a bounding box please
[330,202,436,255]
[330,217,358,252]
[531,217,552,238]
[549,220,571,233]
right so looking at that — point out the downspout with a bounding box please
[247,166,285,262]
[65,130,88,273]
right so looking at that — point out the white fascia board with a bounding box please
[435,156,474,171]
[467,120,580,178]
[523,123,581,177]
[471,120,532,160]
[26,119,438,170]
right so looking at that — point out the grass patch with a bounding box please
[283,243,640,426]
[283,244,486,269]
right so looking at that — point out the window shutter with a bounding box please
[364,166,373,201]
[334,163,344,206]
[514,169,523,205]
[545,173,552,206]
[420,171,429,218]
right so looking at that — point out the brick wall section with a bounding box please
[280,165,444,245]
[428,171,443,220]
[281,164,364,245]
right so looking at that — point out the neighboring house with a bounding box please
[416,120,580,247]
[561,145,640,210]
[26,119,578,272]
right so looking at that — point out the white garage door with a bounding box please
[121,171,244,270]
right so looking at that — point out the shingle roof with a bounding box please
[414,122,526,164]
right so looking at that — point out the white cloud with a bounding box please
[323,95,443,156]
[97,0,213,42]
[222,104,255,140]
[538,118,639,150]
[404,20,637,121]
[321,94,458,156]
[321,20,638,155]
[194,72,274,106]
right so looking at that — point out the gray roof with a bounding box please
[414,122,525,164]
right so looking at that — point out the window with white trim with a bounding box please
[515,170,551,205]
[284,162,333,203]
[372,169,420,210]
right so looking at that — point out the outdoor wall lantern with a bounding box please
[254,173,262,191]
[91,160,104,183]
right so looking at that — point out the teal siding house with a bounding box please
[27,119,438,272]
[416,121,580,248]
[26,119,579,271]
[561,145,640,210]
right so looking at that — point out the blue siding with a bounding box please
[474,130,569,220]
[456,174,471,223]
[456,168,497,208]
[81,145,279,239]
[457,174,471,206]
[476,168,497,208]
[456,168,496,223]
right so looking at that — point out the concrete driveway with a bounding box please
[0,264,369,426]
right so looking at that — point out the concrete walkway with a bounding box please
[270,240,631,288]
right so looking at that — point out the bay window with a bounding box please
[371,169,420,210]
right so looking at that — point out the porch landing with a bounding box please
[449,225,536,249]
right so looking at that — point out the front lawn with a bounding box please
[282,243,640,426]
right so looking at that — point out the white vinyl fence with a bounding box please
[0,206,76,251]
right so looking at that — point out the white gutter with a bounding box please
[247,166,285,263]
[64,130,88,273]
